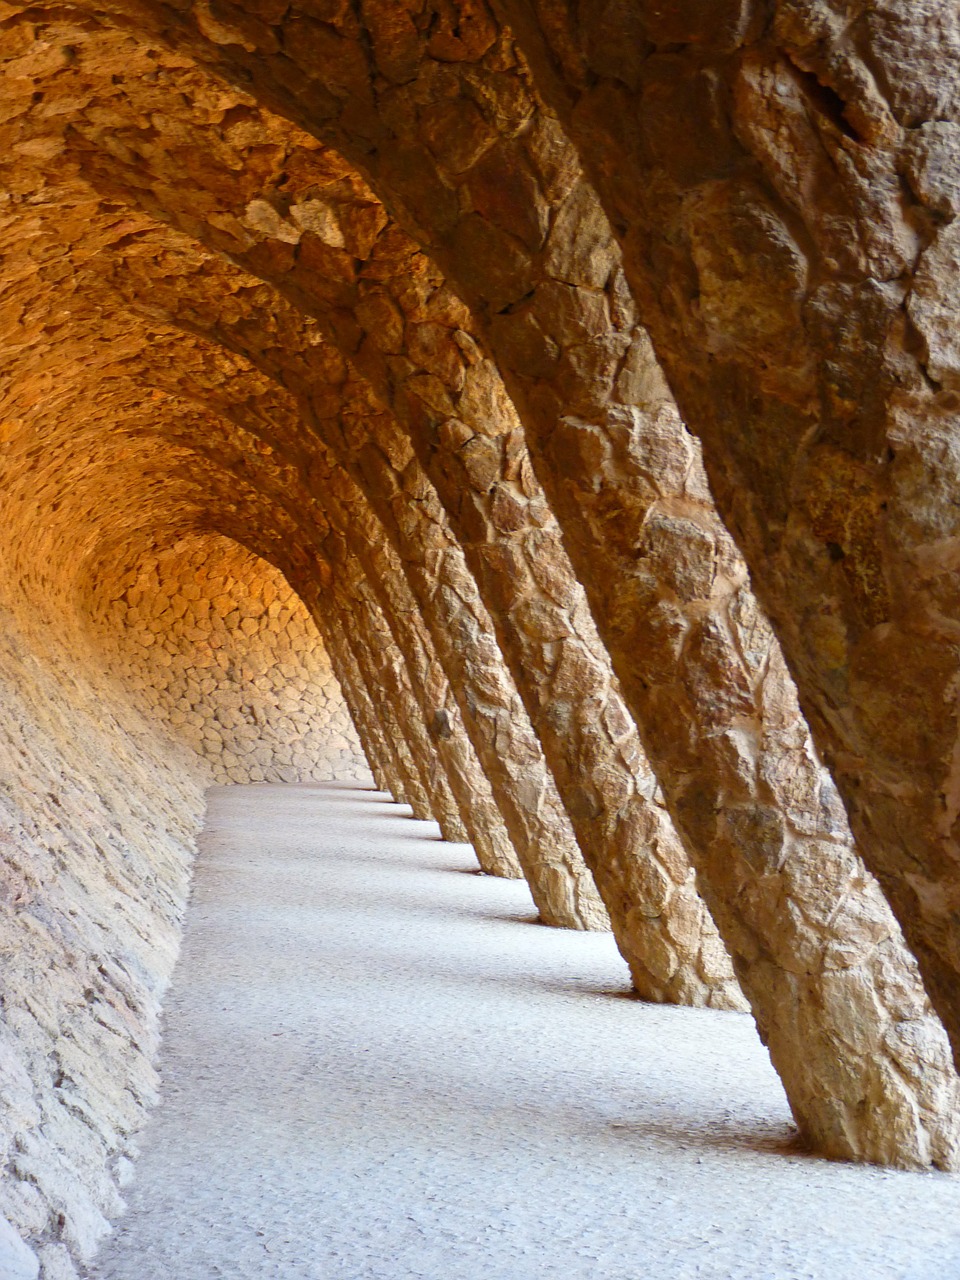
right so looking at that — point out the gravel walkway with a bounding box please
[86,781,960,1280]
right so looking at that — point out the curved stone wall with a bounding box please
[0,525,371,1280]
[91,536,370,787]
[5,5,960,1275]
[0,590,208,1280]
[0,405,371,1280]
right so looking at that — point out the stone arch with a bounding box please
[20,33,744,1001]
[2,21,960,1270]
[0,387,382,1268]
[5,2,957,1164]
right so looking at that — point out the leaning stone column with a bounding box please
[321,520,524,879]
[240,16,959,1165]
[103,7,960,1172]
[331,583,451,830]
[73,120,707,947]
[312,606,396,796]
[138,276,607,929]
[78,131,957,1160]
[333,562,468,845]
[77,108,741,999]
[337,573,473,845]
[324,603,466,840]
[492,0,960,1081]
[330,660,392,793]
[319,608,420,810]
[330,488,604,931]
[117,251,604,927]
[89,261,526,876]
[354,121,960,1164]
[74,120,666,942]
[324,583,437,824]
[318,395,737,1002]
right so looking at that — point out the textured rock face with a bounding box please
[4,15,960,1276]
[22,19,736,999]
[91,536,370,787]
[0,151,375,1270]
[490,0,960,1071]
[0,508,377,1280]
[313,528,525,874]
[0,528,373,1280]
[0,594,207,1279]
[37,0,957,1165]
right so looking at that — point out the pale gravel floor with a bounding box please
[86,781,960,1280]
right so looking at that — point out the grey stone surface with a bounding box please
[1,1214,39,1280]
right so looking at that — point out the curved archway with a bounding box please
[3,11,960,1275]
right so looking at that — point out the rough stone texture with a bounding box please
[40,41,735,998]
[7,148,602,925]
[0,81,510,885]
[0,486,379,1278]
[332,575,449,826]
[318,615,417,804]
[339,545,524,877]
[318,629,398,796]
[26,0,959,1165]
[94,230,611,932]
[90,535,370,787]
[318,544,522,863]
[1,0,959,1202]
[0,587,208,1278]
[489,0,960,1081]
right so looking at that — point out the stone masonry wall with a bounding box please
[4,0,960,1236]
[90,537,371,788]
[0,595,208,1280]
[0,521,371,1280]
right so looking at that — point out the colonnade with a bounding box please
[2,10,959,1242]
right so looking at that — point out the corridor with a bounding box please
[86,783,960,1280]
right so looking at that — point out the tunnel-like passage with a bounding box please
[0,381,373,1272]
[4,4,960,1278]
[90,535,368,787]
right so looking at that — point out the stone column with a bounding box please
[329,661,391,793]
[312,606,397,796]
[318,398,737,1001]
[336,510,606,929]
[329,583,443,827]
[320,524,524,879]
[79,7,960,1172]
[315,607,419,809]
[82,169,727,980]
[83,278,525,876]
[491,0,960,1076]
[321,584,435,822]
[97,247,608,930]
[334,567,467,845]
